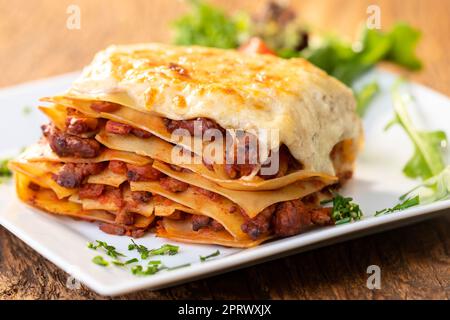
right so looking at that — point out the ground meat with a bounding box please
[128,228,146,238]
[210,220,225,232]
[241,205,276,240]
[65,116,98,136]
[164,117,223,136]
[99,223,126,235]
[53,162,106,188]
[99,186,124,208]
[169,164,191,173]
[126,163,165,182]
[224,132,260,179]
[272,200,311,237]
[90,101,121,113]
[166,210,185,220]
[131,191,152,203]
[78,183,104,199]
[191,186,221,201]
[192,215,211,231]
[105,120,132,135]
[159,177,189,193]
[108,160,128,175]
[42,123,101,158]
[115,209,134,225]
[310,208,333,225]
[259,146,290,179]
[28,182,41,191]
[131,127,152,138]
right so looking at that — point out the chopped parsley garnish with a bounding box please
[131,264,161,276]
[375,196,420,216]
[128,240,179,259]
[87,240,125,259]
[150,244,180,256]
[111,258,139,266]
[200,250,220,262]
[321,193,363,225]
[92,255,109,267]
[387,80,447,180]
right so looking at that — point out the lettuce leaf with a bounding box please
[304,23,422,85]
[172,0,240,49]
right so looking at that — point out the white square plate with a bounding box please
[0,69,449,296]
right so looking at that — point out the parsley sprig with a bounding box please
[321,193,363,225]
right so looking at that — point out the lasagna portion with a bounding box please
[9,43,362,248]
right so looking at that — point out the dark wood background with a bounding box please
[0,0,448,299]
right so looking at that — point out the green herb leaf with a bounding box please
[87,240,126,259]
[0,157,12,178]
[129,241,179,259]
[385,23,422,70]
[375,195,420,216]
[200,250,220,262]
[128,239,150,259]
[400,165,450,205]
[149,244,180,256]
[92,255,109,267]
[321,192,363,224]
[304,24,422,85]
[172,0,239,49]
[355,81,380,116]
[131,264,161,276]
[388,80,447,180]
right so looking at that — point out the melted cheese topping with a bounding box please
[67,43,362,174]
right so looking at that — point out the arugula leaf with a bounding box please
[172,0,240,49]
[388,80,447,180]
[321,192,363,224]
[375,196,419,216]
[355,81,380,116]
[400,165,450,205]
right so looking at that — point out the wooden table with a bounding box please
[0,0,448,299]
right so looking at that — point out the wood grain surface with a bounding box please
[0,0,449,300]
